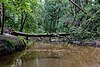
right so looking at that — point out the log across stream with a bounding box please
[0,31,100,56]
[10,31,100,48]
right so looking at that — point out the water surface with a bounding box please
[0,43,100,67]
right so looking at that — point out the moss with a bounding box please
[18,36,26,45]
[5,40,16,46]
[0,35,26,56]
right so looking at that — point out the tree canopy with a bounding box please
[0,0,100,41]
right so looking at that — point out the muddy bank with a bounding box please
[0,34,26,56]
[70,41,100,47]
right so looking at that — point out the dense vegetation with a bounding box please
[0,0,100,41]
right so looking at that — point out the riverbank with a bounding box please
[0,34,26,56]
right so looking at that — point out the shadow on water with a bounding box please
[1,43,100,67]
[0,52,22,67]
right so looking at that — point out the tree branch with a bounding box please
[69,0,87,14]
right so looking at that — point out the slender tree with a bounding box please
[19,11,27,32]
[0,3,4,35]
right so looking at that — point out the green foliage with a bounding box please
[6,39,16,46]
[40,0,69,33]
[0,0,100,41]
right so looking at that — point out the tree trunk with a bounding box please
[0,9,1,28]
[73,0,76,16]
[19,12,27,32]
[0,3,4,35]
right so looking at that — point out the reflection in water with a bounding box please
[1,43,100,67]
[36,59,41,67]
[10,58,100,67]
[11,59,22,67]
[35,58,62,67]
[11,58,69,67]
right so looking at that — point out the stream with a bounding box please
[0,43,100,67]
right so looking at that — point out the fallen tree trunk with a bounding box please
[10,31,72,43]
[10,31,70,37]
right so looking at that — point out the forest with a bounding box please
[0,0,100,41]
[0,0,100,67]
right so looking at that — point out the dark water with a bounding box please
[0,53,69,67]
[1,43,100,67]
